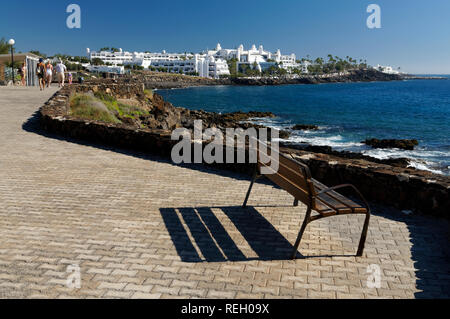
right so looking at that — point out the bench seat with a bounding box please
[313,179,367,215]
[243,140,371,258]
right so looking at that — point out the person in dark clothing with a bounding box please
[36,58,46,91]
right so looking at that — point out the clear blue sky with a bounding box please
[2,0,450,74]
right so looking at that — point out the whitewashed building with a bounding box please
[299,60,311,73]
[86,64,125,75]
[375,64,401,75]
[86,43,303,78]
[87,47,230,78]
[205,43,301,73]
[195,55,230,78]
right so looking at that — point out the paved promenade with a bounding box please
[0,86,449,299]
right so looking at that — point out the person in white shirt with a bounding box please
[45,61,53,88]
[55,60,67,87]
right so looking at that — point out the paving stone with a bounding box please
[131,292,162,299]
[97,282,126,290]
[0,86,449,299]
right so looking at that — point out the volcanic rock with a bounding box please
[363,139,419,150]
[278,130,291,139]
[291,124,319,131]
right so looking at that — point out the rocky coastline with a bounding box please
[279,142,412,168]
[226,69,404,86]
[136,69,404,90]
[363,138,419,151]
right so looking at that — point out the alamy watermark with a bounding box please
[366,264,381,288]
[66,4,81,29]
[66,264,81,289]
[171,120,279,174]
[367,4,381,29]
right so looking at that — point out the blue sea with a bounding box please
[158,76,450,176]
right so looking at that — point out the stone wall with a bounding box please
[0,64,5,85]
[75,79,146,99]
[286,150,449,218]
[39,82,449,218]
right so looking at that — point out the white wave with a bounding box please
[283,135,364,148]
[248,117,286,125]
[407,160,445,175]
[362,147,449,160]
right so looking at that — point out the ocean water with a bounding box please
[158,77,450,175]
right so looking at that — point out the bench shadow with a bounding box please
[160,206,296,262]
[160,206,354,262]
[162,203,450,296]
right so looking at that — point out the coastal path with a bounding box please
[0,86,449,299]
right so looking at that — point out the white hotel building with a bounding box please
[205,43,300,72]
[87,43,305,78]
[375,64,401,75]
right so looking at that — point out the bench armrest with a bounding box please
[314,184,370,212]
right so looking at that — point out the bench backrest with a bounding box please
[256,140,316,206]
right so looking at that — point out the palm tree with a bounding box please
[0,37,11,54]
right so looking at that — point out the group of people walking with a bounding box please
[36,58,72,91]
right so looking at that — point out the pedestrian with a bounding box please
[45,61,53,88]
[36,58,46,91]
[55,59,67,88]
[68,72,73,85]
[19,62,27,86]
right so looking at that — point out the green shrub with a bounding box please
[93,91,149,119]
[93,91,116,104]
[143,89,153,99]
[69,94,120,124]
[70,91,151,126]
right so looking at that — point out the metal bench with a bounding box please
[243,141,371,259]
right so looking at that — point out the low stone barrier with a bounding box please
[76,81,146,100]
[0,64,5,85]
[286,150,449,218]
[39,84,449,218]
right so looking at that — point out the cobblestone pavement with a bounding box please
[0,86,449,299]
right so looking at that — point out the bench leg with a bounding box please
[291,206,312,259]
[356,210,371,257]
[243,165,258,208]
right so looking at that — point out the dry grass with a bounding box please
[69,93,120,124]
[69,92,150,125]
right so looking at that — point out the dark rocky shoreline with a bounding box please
[279,142,411,168]
[226,69,404,86]
[138,69,404,89]
[363,138,419,151]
